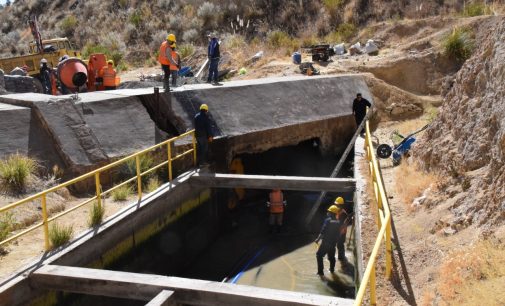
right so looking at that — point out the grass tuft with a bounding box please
[88,201,105,227]
[0,153,37,193]
[111,184,132,202]
[0,212,15,243]
[146,177,161,193]
[49,223,73,249]
[443,27,474,62]
[178,44,195,59]
[395,161,438,206]
[463,2,491,17]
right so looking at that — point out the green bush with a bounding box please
[0,212,15,243]
[129,10,143,28]
[443,28,474,62]
[0,154,37,193]
[146,177,161,193]
[60,15,78,36]
[88,202,105,227]
[337,23,357,41]
[178,44,195,59]
[464,3,490,17]
[323,0,343,10]
[123,155,154,185]
[49,223,73,249]
[111,184,133,202]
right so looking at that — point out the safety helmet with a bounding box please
[334,197,344,205]
[167,33,176,42]
[40,58,48,64]
[327,205,340,214]
[200,104,209,111]
[107,60,114,65]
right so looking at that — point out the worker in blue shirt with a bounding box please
[314,204,342,276]
[194,104,213,166]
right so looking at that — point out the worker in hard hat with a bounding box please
[169,43,180,87]
[158,33,178,92]
[267,188,286,233]
[334,196,352,261]
[99,60,118,90]
[194,104,214,166]
[39,58,52,94]
[207,33,220,85]
[314,204,342,276]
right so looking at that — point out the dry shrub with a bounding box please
[435,241,505,305]
[394,161,438,206]
[49,222,73,249]
[0,154,37,193]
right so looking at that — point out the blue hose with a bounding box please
[230,246,266,284]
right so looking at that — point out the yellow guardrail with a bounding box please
[0,130,197,251]
[354,119,392,305]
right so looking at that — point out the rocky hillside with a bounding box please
[0,0,488,65]
[418,16,505,227]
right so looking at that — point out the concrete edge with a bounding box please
[353,136,367,289]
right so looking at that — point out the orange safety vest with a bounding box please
[158,41,171,66]
[170,48,179,71]
[101,65,117,87]
[269,190,284,213]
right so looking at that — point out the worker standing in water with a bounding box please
[158,34,178,92]
[194,104,213,166]
[315,205,342,276]
[267,189,286,233]
[334,196,352,261]
[100,60,117,90]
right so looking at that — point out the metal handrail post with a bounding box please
[95,172,101,209]
[192,132,197,167]
[41,194,50,251]
[167,142,173,181]
[136,155,142,201]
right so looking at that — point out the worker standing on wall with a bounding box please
[314,205,342,276]
[100,60,117,90]
[267,188,286,233]
[169,42,180,87]
[207,33,220,85]
[352,93,371,135]
[39,58,52,94]
[158,34,178,92]
[194,104,213,166]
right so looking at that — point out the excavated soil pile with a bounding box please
[418,16,505,227]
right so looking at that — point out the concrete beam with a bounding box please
[32,265,352,306]
[190,173,356,192]
[145,290,176,306]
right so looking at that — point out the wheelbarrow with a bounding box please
[376,124,429,166]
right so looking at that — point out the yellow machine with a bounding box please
[0,16,81,77]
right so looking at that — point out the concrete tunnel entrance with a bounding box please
[59,139,356,306]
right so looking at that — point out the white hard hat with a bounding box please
[40,58,48,64]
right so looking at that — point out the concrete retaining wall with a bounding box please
[0,172,215,306]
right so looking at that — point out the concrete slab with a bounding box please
[0,103,31,158]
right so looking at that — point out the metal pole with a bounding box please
[167,143,173,181]
[41,194,50,251]
[192,132,197,167]
[95,172,101,210]
[136,155,142,201]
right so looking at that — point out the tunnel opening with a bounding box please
[59,139,356,305]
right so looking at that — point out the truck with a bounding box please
[0,16,81,77]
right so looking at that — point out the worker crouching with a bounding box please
[267,189,286,233]
[314,205,342,276]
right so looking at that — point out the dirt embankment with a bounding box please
[417,16,505,228]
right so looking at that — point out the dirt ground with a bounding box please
[359,116,505,306]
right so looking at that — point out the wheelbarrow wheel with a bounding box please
[377,144,392,159]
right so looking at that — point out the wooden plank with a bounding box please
[31,265,353,306]
[145,290,176,306]
[190,173,355,192]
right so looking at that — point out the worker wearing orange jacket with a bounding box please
[267,189,286,233]
[158,33,178,92]
[99,60,117,90]
[169,43,180,87]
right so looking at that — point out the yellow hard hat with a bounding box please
[107,60,114,65]
[167,33,176,42]
[334,197,344,205]
[200,104,208,111]
[327,205,340,214]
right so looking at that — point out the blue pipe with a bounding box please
[230,246,266,284]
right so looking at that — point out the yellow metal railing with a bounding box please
[354,119,392,305]
[0,130,196,251]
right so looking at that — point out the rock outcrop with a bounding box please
[418,17,505,226]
